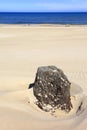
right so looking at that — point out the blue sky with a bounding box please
[0,0,87,12]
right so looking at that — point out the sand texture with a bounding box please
[0,25,87,130]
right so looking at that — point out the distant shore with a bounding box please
[0,24,87,27]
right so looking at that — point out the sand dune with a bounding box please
[0,25,87,130]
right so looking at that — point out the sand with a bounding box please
[0,24,87,130]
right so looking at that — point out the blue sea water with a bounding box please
[0,12,87,24]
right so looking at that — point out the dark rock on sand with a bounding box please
[29,66,72,112]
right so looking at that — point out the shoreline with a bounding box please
[0,24,87,28]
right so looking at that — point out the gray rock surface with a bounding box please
[29,66,72,112]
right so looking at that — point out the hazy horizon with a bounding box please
[0,11,87,13]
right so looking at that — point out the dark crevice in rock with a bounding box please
[76,102,83,113]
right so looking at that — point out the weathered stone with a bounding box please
[29,66,72,112]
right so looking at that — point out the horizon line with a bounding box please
[0,11,87,13]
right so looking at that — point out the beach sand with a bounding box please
[0,25,87,130]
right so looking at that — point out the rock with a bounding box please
[29,66,72,112]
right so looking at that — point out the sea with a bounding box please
[0,12,87,25]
